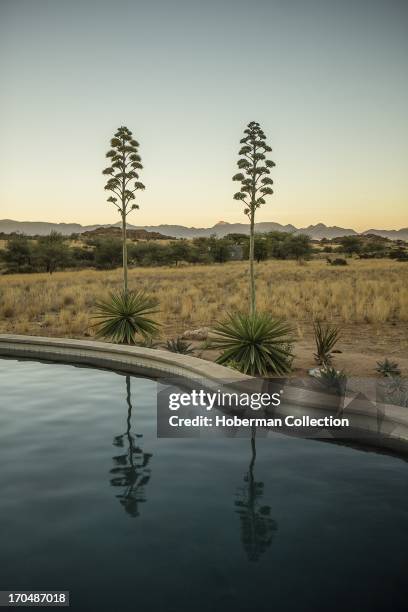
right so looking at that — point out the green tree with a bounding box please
[285,234,312,262]
[209,238,231,263]
[94,238,122,269]
[169,240,191,266]
[340,235,362,256]
[103,126,145,292]
[36,232,70,274]
[233,121,275,314]
[243,237,269,263]
[3,235,34,273]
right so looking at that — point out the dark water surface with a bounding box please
[0,359,407,612]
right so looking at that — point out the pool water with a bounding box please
[0,359,407,612]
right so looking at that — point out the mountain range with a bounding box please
[0,219,407,241]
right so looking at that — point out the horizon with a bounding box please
[1,0,407,231]
[1,216,406,233]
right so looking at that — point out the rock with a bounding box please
[182,327,209,341]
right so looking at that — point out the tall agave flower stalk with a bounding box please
[233,121,275,315]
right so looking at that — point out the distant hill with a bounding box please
[0,218,407,241]
[81,226,173,240]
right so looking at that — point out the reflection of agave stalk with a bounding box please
[234,428,277,562]
[109,376,152,517]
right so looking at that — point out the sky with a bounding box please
[1,0,407,230]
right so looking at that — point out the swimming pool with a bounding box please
[0,358,407,612]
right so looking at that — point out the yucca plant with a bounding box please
[375,358,401,378]
[93,289,159,344]
[166,337,194,354]
[212,312,293,376]
[313,320,340,367]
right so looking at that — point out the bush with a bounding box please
[2,235,35,273]
[209,238,232,263]
[70,246,95,267]
[94,238,122,269]
[93,290,160,344]
[339,235,362,256]
[212,311,294,376]
[243,237,268,263]
[35,232,71,273]
[389,248,408,261]
[166,337,194,354]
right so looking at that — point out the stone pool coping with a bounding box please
[0,334,250,384]
[0,334,407,457]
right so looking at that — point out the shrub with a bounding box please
[93,290,160,344]
[166,337,194,354]
[212,312,294,376]
[375,358,401,378]
[2,235,36,273]
[94,238,122,269]
[339,235,362,256]
[313,320,340,366]
[35,231,71,274]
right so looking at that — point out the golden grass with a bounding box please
[0,259,407,340]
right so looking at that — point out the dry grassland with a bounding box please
[0,259,407,373]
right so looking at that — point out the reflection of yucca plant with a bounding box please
[318,367,347,395]
[212,312,293,376]
[166,337,194,354]
[93,290,159,344]
[313,320,340,366]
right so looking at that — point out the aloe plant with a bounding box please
[212,312,293,376]
[93,289,159,344]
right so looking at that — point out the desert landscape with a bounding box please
[1,257,406,376]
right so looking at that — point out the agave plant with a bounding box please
[313,320,340,366]
[375,358,401,378]
[93,289,159,344]
[212,312,294,376]
[166,337,194,354]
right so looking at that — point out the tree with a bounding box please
[2,235,34,273]
[285,234,312,262]
[233,121,275,314]
[243,237,268,263]
[103,126,145,292]
[340,235,362,256]
[94,237,122,269]
[169,240,191,266]
[36,231,70,274]
[209,238,231,263]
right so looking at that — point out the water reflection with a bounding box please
[110,375,152,517]
[235,427,277,561]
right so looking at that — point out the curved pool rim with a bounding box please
[1,334,407,457]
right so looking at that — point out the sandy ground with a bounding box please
[192,322,408,378]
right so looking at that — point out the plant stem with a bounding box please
[122,210,128,293]
[249,210,255,315]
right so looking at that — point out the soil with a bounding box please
[193,322,408,378]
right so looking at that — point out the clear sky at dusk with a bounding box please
[1,0,407,230]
